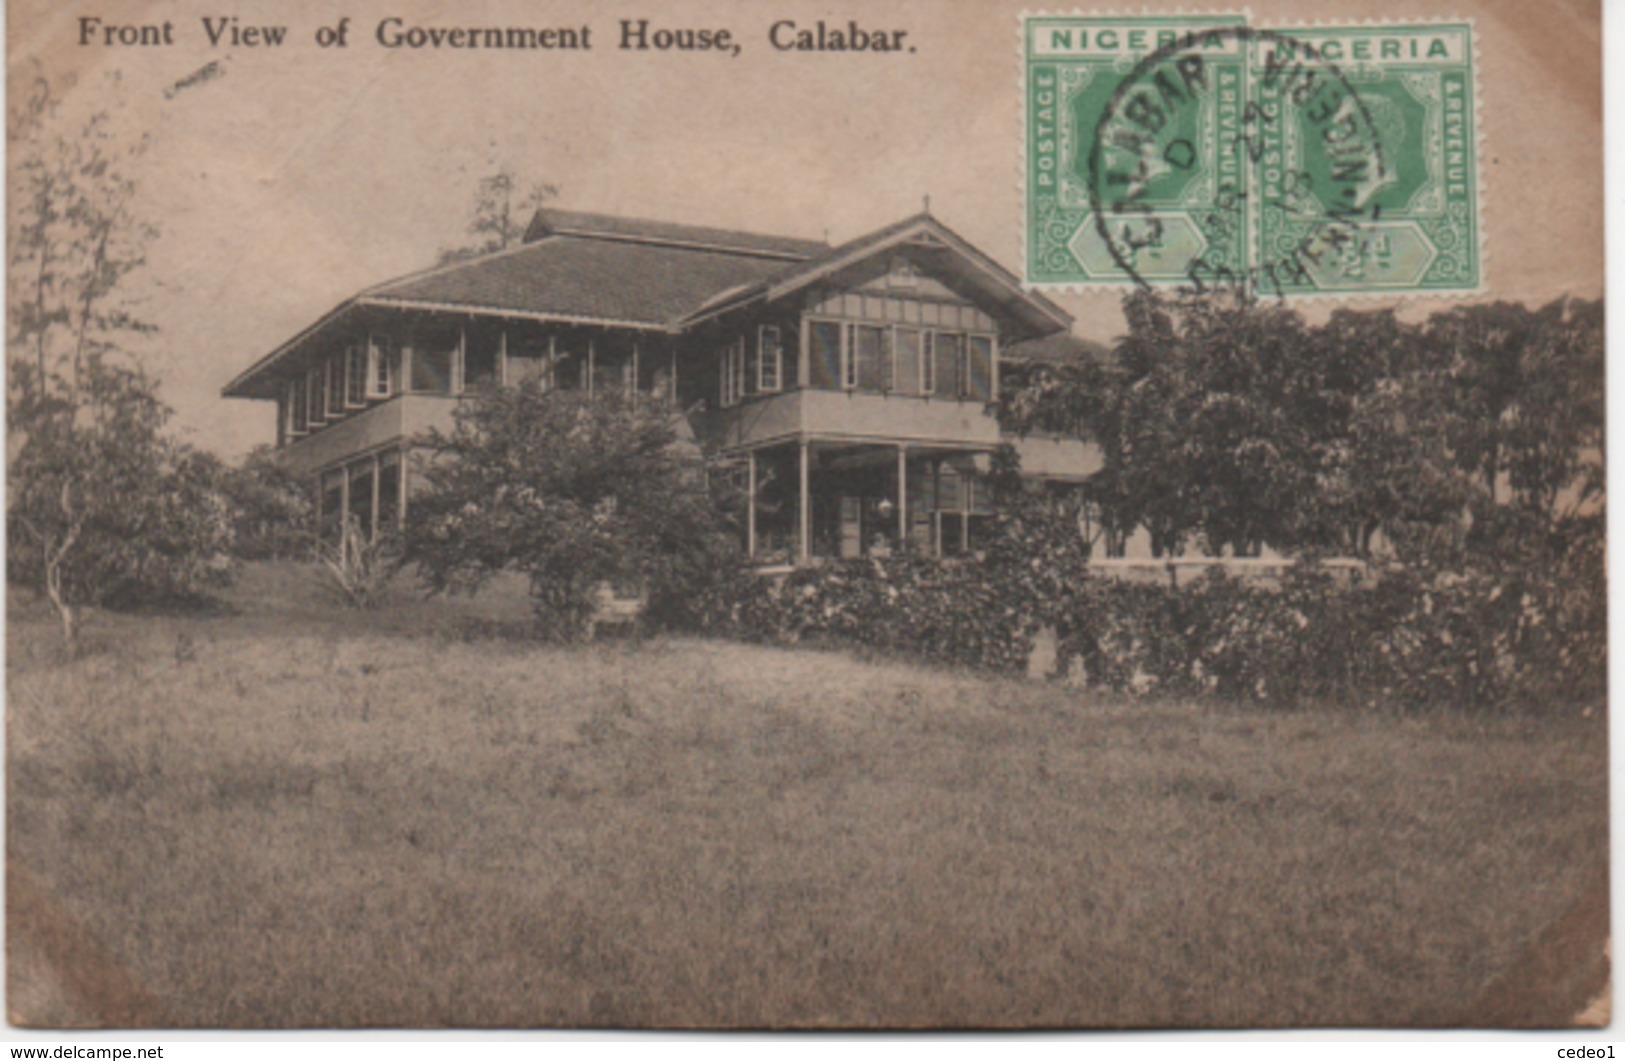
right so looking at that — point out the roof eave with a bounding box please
[221,300,360,399]
[358,296,677,333]
[757,216,1074,338]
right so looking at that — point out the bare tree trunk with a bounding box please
[32,180,54,395]
[44,556,75,644]
[71,219,115,405]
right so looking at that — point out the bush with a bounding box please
[8,361,237,637]
[708,556,1039,673]
[222,445,316,561]
[405,385,740,641]
[1053,544,1604,713]
[702,528,1604,715]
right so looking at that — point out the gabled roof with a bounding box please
[223,209,1072,400]
[679,214,1074,339]
[223,225,821,398]
[361,236,808,328]
[523,208,829,260]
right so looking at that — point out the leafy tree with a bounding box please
[998,347,1130,554]
[436,167,558,265]
[7,72,233,639]
[1421,298,1604,523]
[405,383,740,639]
[1173,293,1320,555]
[220,445,316,560]
[8,360,235,636]
[998,292,1601,562]
[1030,290,1325,557]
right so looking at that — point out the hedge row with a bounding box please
[698,533,1604,713]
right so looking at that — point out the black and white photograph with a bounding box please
[3,0,1609,1035]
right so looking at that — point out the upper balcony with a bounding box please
[699,388,1003,452]
[279,394,458,477]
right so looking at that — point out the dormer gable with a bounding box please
[678,214,1072,342]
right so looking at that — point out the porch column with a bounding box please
[370,453,381,540]
[896,445,908,550]
[798,440,811,566]
[932,459,943,558]
[746,449,758,560]
[339,465,351,534]
[454,325,466,395]
[961,480,970,554]
[397,446,409,525]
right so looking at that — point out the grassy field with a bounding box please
[6,563,1609,1028]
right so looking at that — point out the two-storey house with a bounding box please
[222,208,1100,565]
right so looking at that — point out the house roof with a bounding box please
[362,236,809,327]
[522,207,829,260]
[223,208,1074,399]
[680,214,1074,338]
[223,227,820,398]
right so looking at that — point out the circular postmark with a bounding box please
[1085,26,1390,298]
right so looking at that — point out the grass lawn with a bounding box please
[6,563,1609,1028]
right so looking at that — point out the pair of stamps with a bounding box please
[1024,15,1479,296]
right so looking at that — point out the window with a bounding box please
[721,338,747,407]
[411,337,456,394]
[287,377,307,436]
[326,356,345,418]
[756,326,782,392]
[464,323,503,389]
[853,326,885,391]
[809,320,842,389]
[369,334,393,398]
[932,333,962,398]
[895,328,923,395]
[307,366,326,425]
[803,315,995,399]
[968,336,995,401]
[345,345,367,408]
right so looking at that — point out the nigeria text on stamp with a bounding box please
[1023,15,1479,296]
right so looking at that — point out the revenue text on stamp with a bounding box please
[1023,15,1481,296]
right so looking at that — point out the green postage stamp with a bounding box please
[1024,15,1480,296]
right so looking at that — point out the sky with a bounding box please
[8,0,1603,460]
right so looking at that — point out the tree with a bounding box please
[999,290,1605,566]
[436,167,558,264]
[1171,292,1319,555]
[7,72,234,639]
[220,445,316,560]
[1026,290,1326,557]
[404,382,740,639]
[8,360,236,637]
[1420,298,1604,524]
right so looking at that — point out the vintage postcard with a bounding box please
[5,0,1606,1031]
